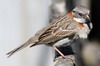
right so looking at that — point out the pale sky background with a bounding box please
[0,0,53,66]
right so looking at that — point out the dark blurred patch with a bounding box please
[55,46,75,58]
[65,0,76,12]
[89,0,100,41]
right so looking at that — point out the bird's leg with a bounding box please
[53,46,74,63]
[53,46,66,58]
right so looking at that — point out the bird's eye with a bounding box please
[79,13,83,16]
[73,11,76,13]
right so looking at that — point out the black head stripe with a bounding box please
[86,21,91,30]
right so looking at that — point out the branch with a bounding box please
[53,46,76,66]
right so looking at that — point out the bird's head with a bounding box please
[71,5,93,29]
[72,5,90,23]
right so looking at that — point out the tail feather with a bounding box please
[6,43,27,58]
[6,37,37,58]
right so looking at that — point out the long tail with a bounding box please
[6,37,37,58]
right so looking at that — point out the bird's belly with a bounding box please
[78,33,87,39]
[53,38,71,46]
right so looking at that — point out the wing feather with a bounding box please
[37,15,77,43]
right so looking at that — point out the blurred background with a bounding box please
[0,0,100,66]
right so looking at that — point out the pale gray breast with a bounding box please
[77,23,91,39]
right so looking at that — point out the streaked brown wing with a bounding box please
[37,15,77,43]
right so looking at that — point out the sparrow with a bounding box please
[6,5,93,58]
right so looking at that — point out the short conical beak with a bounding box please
[86,15,90,20]
[85,15,93,30]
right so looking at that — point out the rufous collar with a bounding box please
[69,12,84,29]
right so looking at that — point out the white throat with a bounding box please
[73,18,86,23]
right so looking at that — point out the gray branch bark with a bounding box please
[54,55,75,66]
